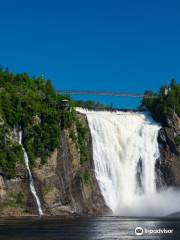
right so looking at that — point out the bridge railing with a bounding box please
[58,90,158,98]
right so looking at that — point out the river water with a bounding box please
[0,216,179,240]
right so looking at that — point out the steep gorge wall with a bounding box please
[0,163,38,216]
[157,113,180,186]
[0,113,106,216]
[32,115,106,215]
[0,111,179,216]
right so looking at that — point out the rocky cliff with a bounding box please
[0,162,39,216]
[156,113,180,186]
[32,113,107,216]
[0,113,106,216]
[0,110,180,216]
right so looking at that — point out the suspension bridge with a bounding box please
[58,90,157,98]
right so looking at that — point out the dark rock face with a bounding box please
[0,113,106,216]
[0,163,38,216]
[156,114,180,187]
[32,113,107,216]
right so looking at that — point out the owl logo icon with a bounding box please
[135,227,144,236]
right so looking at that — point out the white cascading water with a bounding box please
[77,108,180,216]
[18,130,43,216]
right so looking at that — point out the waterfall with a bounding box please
[77,108,180,216]
[18,130,43,216]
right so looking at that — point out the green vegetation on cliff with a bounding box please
[142,79,180,124]
[175,135,180,146]
[0,67,89,178]
[0,124,24,178]
[2,67,178,178]
[142,80,180,148]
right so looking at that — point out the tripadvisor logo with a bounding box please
[135,226,174,236]
[135,227,144,236]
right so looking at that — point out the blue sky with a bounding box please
[0,0,179,108]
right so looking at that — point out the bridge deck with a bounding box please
[58,90,157,98]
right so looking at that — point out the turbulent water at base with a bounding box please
[18,131,43,216]
[77,108,180,217]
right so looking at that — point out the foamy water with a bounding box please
[77,108,180,216]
